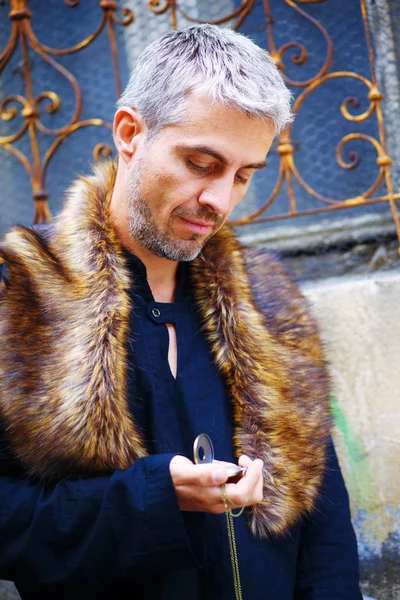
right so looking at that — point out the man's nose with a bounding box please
[198,178,233,216]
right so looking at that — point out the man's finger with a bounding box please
[225,459,264,504]
[238,455,253,468]
[237,458,263,485]
[170,455,229,487]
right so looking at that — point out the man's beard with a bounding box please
[126,162,223,262]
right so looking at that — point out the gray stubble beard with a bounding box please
[126,160,221,262]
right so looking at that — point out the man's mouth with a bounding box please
[179,217,215,235]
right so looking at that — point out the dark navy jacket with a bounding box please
[0,256,362,599]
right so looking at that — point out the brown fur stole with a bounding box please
[0,161,331,538]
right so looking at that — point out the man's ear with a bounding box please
[113,107,146,164]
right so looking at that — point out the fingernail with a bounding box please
[212,470,226,484]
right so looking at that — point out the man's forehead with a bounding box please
[152,94,275,169]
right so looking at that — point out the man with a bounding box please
[0,25,361,600]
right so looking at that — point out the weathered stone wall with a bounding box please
[303,270,400,600]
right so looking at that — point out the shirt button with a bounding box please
[152,308,161,318]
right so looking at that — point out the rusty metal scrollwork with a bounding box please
[230,0,399,246]
[0,0,399,248]
[148,0,256,31]
[147,0,400,247]
[0,0,134,223]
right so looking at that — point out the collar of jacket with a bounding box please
[0,160,331,538]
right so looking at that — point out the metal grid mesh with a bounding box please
[367,0,400,194]
[230,0,393,232]
[0,0,398,243]
[0,0,129,231]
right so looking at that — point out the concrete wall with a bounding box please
[303,270,400,600]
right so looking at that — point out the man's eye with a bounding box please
[235,174,249,185]
[187,160,212,174]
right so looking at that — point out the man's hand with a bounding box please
[169,454,264,514]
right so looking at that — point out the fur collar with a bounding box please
[0,160,330,537]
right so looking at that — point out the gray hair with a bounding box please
[117,24,292,136]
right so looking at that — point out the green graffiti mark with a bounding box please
[330,394,375,512]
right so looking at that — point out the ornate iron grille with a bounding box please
[0,0,399,246]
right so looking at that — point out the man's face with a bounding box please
[125,94,275,261]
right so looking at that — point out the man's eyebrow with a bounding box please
[179,144,267,170]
